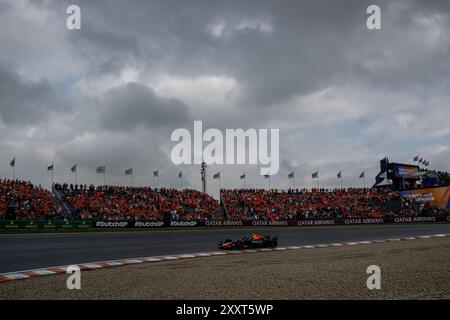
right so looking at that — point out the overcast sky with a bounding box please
[0,0,449,197]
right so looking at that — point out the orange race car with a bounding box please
[218,234,278,250]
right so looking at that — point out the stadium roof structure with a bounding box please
[374,177,392,187]
[400,172,427,179]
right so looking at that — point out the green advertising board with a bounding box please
[0,220,93,230]
[58,220,92,229]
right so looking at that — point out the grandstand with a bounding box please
[221,188,447,220]
[1,177,448,222]
[52,183,222,221]
[0,179,64,220]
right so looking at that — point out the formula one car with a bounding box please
[218,234,278,250]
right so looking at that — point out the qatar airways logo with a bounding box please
[171,121,279,175]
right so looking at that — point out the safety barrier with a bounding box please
[0,216,448,230]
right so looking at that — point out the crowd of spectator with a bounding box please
[0,179,63,220]
[221,188,448,221]
[416,169,450,188]
[53,183,221,221]
[1,179,448,222]
[436,170,450,186]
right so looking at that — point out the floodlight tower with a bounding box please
[201,161,207,194]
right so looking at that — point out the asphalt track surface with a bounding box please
[0,223,449,273]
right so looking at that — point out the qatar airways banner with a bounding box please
[400,186,450,211]
[202,217,448,227]
[1,217,448,230]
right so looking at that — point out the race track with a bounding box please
[0,223,449,273]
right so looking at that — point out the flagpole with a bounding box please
[340,176,343,189]
[218,174,222,205]
[51,162,54,188]
[317,176,320,189]
[241,172,246,189]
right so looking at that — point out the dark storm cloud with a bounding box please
[58,0,450,110]
[0,0,449,192]
[0,1,11,12]
[69,26,142,59]
[99,82,191,132]
[409,0,450,13]
[66,21,145,80]
[0,64,67,125]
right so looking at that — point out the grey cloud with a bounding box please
[68,26,143,59]
[0,1,11,12]
[99,82,191,132]
[0,64,67,125]
[54,0,450,110]
[0,0,449,192]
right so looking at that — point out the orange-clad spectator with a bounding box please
[0,179,63,220]
[53,183,222,221]
[220,188,447,220]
